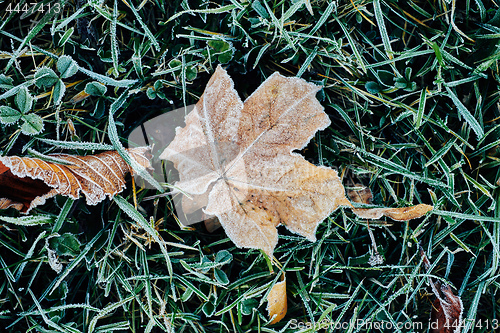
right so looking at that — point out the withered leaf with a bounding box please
[161,65,352,256]
[347,182,433,221]
[267,273,287,325]
[352,204,434,221]
[420,247,463,333]
[0,147,152,213]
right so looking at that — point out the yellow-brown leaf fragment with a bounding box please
[267,274,287,324]
[0,147,152,213]
[352,204,433,221]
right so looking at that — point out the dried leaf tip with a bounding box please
[0,147,152,214]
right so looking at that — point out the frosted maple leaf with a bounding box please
[160,66,352,256]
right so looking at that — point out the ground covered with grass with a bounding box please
[1,0,500,332]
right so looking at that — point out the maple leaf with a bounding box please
[160,66,352,256]
[0,147,152,213]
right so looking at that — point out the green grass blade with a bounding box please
[113,195,172,277]
[445,86,484,139]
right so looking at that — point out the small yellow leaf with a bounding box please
[267,274,287,324]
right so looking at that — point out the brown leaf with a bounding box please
[267,273,287,324]
[352,204,434,221]
[160,65,352,256]
[0,147,152,213]
[420,247,464,333]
